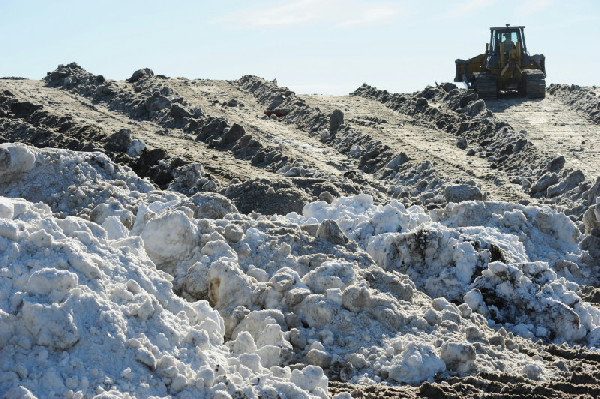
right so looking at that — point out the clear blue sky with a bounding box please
[1,0,598,94]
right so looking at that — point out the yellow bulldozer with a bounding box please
[455,24,546,100]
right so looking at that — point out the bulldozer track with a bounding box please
[474,73,498,100]
[523,69,546,99]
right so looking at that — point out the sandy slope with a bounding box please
[488,96,600,179]
[300,94,533,204]
[1,79,272,185]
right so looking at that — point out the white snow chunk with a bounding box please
[101,215,129,240]
[127,139,146,157]
[26,268,78,297]
[0,143,36,179]
[141,210,197,267]
[384,342,446,384]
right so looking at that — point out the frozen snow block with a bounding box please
[207,259,252,309]
[440,341,476,373]
[26,268,78,297]
[191,192,238,219]
[290,365,327,392]
[0,143,36,181]
[22,302,80,350]
[384,343,445,384]
[302,260,355,294]
[0,197,14,219]
[1,386,39,399]
[141,210,196,267]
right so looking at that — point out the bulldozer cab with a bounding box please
[489,26,526,56]
[454,24,545,99]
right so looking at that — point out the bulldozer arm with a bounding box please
[455,53,487,84]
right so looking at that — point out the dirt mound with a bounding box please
[548,84,600,125]
[2,66,376,214]
[224,178,312,214]
[352,83,599,223]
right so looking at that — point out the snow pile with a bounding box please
[0,195,327,399]
[0,143,156,219]
[2,143,600,398]
[287,196,600,344]
[0,144,327,398]
[0,143,36,179]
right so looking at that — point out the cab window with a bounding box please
[495,31,520,53]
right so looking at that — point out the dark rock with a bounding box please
[128,68,154,83]
[547,170,585,198]
[416,98,428,108]
[456,137,468,150]
[584,177,600,205]
[106,129,133,152]
[224,179,311,215]
[329,109,344,131]
[582,234,600,261]
[316,219,349,245]
[499,144,514,156]
[459,92,478,108]
[144,93,171,112]
[548,156,565,171]
[170,103,192,119]
[199,118,228,141]
[95,84,116,97]
[385,152,409,170]
[137,148,167,169]
[444,184,483,203]
[466,99,486,117]
[221,124,246,145]
[583,205,600,234]
[530,173,559,195]
[441,82,457,92]
[419,382,447,399]
[10,101,42,118]
[159,86,173,97]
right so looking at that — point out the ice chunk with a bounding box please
[302,260,355,294]
[384,342,446,384]
[141,210,196,267]
[102,215,129,240]
[26,268,78,297]
[22,302,80,349]
[207,259,252,309]
[290,366,327,392]
[440,342,476,373]
[0,143,36,179]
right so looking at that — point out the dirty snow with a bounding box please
[2,141,600,398]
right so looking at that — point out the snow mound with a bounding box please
[2,144,600,398]
[0,196,325,399]
[286,196,599,344]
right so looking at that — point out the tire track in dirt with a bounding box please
[487,96,600,181]
[300,94,534,205]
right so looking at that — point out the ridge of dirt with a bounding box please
[1,64,377,215]
[351,83,600,222]
[233,76,600,224]
[234,76,524,211]
[548,84,600,125]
